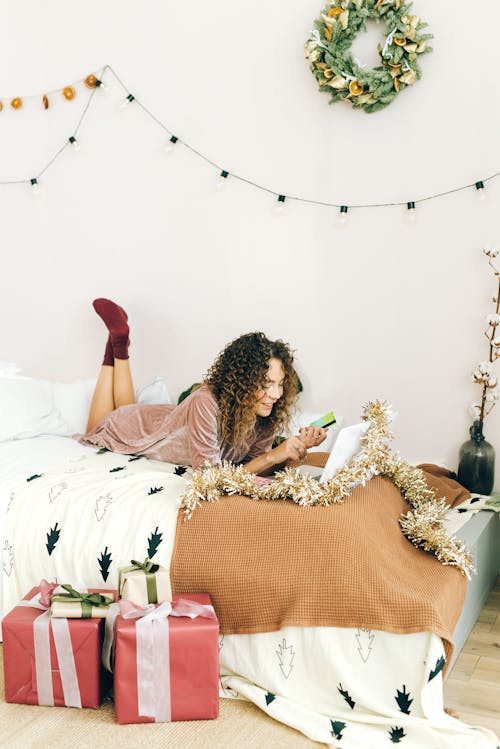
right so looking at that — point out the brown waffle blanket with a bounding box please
[170,464,470,667]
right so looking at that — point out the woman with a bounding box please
[82,298,326,472]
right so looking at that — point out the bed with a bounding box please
[0,432,498,748]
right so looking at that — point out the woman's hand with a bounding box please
[243,432,324,476]
[298,426,327,449]
[270,435,308,464]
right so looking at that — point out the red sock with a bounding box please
[102,336,114,366]
[112,336,130,361]
[93,298,130,360]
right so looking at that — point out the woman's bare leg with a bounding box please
[113,358,136,408]
[86,360,136,432]
[86,365,115,432]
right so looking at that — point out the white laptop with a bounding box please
[298,411,397,483]
[296,421,368,482]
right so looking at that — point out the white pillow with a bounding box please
[0,372,171,441]
[0,361,21,376]
[137,377,171,406]
[54,376,172,435]
[52,378,97,436]
[0,375,68,441]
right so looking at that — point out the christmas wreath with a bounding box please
[305,0,432,113]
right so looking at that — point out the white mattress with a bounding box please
[1,436,497,748]
[0,436,94,617]
[0,435,92,487]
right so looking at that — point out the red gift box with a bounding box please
[113,592,219,724]
[2,586,115,708]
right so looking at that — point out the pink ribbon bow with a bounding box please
[17,580,84,708]
[118,597,216,620]
[103,597,216,722]
[39,578,61,608]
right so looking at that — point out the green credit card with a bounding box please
[310,411,336,429]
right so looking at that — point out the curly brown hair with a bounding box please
[204,332,299,455]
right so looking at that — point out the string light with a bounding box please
[3,64,500,214]
[164,135,178,154]
[337,205,349,226]
[68,136,80,151]
[215,170,229,189]
[475,180,487,202]
[0,69,107,189]
[95,79,110,92]
[84,74,109,93]
[273,194,286,215]
[406,201,416,222]
[120,93,135,109]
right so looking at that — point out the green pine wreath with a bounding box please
[305,0,432,113]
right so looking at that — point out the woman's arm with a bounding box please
[243,435,308,475]
[186,390,223,469]
[243,426,327,475]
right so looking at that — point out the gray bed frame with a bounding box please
[450,510,500,670]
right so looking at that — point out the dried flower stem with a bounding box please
[478,254,500,422]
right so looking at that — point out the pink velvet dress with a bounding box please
[81,385,274,469]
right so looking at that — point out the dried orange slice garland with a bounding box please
[305,0,432,113]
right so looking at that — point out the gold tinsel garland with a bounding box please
[180,401,474,578]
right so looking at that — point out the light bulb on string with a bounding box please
[406,201,416,222]
[475,181,487,201]
[30,178,40,195]
[85,74,110,92]
[273,194,286,215]
[336,205,349,227]
[94,78,111,92]
[119,93,135,110]
[164,135,178,154]
[215,170,229,190]
[68,136,80,152]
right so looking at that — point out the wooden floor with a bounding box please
[444,575,500,737]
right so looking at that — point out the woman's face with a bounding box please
[254,358,285,417]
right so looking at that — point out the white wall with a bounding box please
[0,0,499,486]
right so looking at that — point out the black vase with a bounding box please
[457,421,495,495]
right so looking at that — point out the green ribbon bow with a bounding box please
[130,558,160,574]
[119,558,161,604]
[51,585,114,618]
